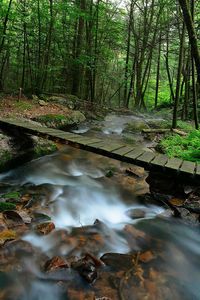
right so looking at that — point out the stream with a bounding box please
[0,113,200,299]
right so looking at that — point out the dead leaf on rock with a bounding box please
[36,222,55,235]
[3,211,24,226]
[169,198,185,207]
[139,251,155,263]
[44,256,69,272]
[0,229,16,245]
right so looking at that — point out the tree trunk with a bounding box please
[154,31,162,109]
[172,22,186,128]
[178,0,200,86]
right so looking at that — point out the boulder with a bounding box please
[124,120,149,132]
[34,111,86,129]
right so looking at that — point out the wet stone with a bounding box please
[44,256,69,272]
[100,253,134,270]
[126,208,146,219]
[177,208,199,225]
[71,255,98,284]
[36,222,55,235]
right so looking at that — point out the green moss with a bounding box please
[177,120,194,132]
[160,130,200,162]
[33,143,57,157]
[14,100,33,111]
[36,114,66,123]
[0,151,12,167]
[0,202,16,212]
[2,191,20,199]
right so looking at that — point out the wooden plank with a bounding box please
[151,154,168,167]
[137,151,156,163]
[99,143,125,152]
[196,163,200,176]
[112,145,135,156]
[165,157,183,170]
[68,137,101,145]
[125,148,145,160]
[180,161,196,175]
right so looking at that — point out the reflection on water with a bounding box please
[0,146,200,299]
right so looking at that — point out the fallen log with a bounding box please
[142,128,170,133]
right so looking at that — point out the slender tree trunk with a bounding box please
[154,31,162,109]
[72,0,86,97]
[172,22,186,128]
[123,0,134,107]
[178,0,200,86]
[190,0,199,129]
[0,0,13,91]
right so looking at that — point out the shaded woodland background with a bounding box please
[0,0,199,123]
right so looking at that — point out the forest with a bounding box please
[0,0,199,116]
[0,0,200,300]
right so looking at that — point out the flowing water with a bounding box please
[0,144,200,300]
[70,112,166,149]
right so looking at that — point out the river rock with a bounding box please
[124,120,149,132]
[36,222,55,235]
[44,256,69,272]
[100,253,133,270]
[71,255,98,284]
[126,208,146,219]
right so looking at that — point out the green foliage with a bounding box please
[36,114,66,123]
[2,191,20,200]
[0,202,16,212]
[14,101,33,111]
[160,130,200,162]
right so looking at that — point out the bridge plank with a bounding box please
[125,148,145,160]
[180,161,196,175]
[137,151,156,163]
[165,158,183,170]
[99,143,125,152]
[196,164,200,176]
[112,145,135,156]
[151,154,168,167]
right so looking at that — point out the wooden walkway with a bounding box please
[0,117,199,179]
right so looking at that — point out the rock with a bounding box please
[32,95,39,102]
[3,210,24,226]
[70,111,86,124]
[32,212,51,223]
[34,112,86,129]
[139,250,155,263]
[100,253,133,270]
[124,120,149,132]
[44,256,69,272]
[47,94,78,109]
[177,207,199,225]
[39,100,48,106]
[126,208,146,219]
[36,222,55,235]
[0,229,16,246]
[158,209,173,219]
[71,254,99,284]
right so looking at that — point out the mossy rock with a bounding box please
[0,151,13,167]
[124,121,149,132]
[34,112,86,129]
[146,119,171,129]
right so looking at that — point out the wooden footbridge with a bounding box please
[0,117,199,180]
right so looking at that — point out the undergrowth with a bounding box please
[160,130,200,162]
